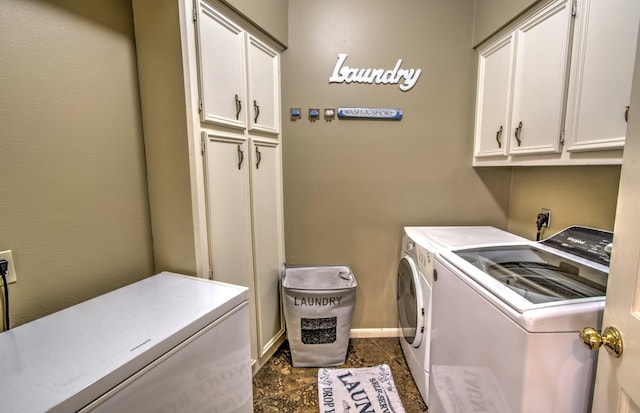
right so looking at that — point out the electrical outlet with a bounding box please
[541,208,551,228]
[0,250,17,284]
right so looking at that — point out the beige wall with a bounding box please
[0,0,623,334]
[282,0,513,330]
[132,0,202,277]
[223,0,288,47]
[0,0,154,326]
[472,0,540,46]
[507,166,621,240]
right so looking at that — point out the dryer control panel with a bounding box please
[402,232,435,285]
[415,244,434,285]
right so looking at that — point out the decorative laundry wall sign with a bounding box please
[337,107,403,120]
[329,53,422,92]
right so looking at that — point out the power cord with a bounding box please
[536,213,549,241]
[0,259,10,330]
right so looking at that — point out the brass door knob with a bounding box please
[579,326,623,358]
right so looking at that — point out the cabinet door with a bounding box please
[249,140,285,357]
[474,34,515,158]
[247,36,280,135]
[510,0,572,155]
[565,0,640,152]
[204,135,258,361]
[196,2,247,129]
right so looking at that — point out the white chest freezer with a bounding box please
[0,272,252,412]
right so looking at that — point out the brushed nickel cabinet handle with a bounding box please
[235,94,242,120]
[237,144,244,170]
[255,145,262,169]
[514,121,523,146]
[625,106,630,123]
[496,125,503,148]
[254,100,260,124]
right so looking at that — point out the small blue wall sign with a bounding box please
[337,107,403,120]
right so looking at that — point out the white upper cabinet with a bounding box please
[564,0,640,152]
[474,34,515,158]
[197,3,247,130]
[473,0,639,166]
[474,0,572,164]
[247,36,280,135]
[196,3,281,136]
[509,0,572,155]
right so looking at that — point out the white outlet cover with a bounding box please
[0,250,17,284]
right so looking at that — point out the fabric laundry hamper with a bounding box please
[282,265,357,367]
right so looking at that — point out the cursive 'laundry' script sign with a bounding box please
[328,53,422,92]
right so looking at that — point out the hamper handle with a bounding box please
[338,270,352,280]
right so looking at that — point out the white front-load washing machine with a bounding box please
[428,226,613,413]
[397,227,525,406]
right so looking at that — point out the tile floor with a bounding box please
[252,338,428,412]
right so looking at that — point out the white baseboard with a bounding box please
[349,328,401,338]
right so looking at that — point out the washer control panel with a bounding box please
[540,226,613,267]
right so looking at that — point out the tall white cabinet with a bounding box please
[132,0,285,372]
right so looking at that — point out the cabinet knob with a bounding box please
[514,121,523,146]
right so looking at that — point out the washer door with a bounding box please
[397,254,424,348]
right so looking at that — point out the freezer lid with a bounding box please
[0,272,248,413]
